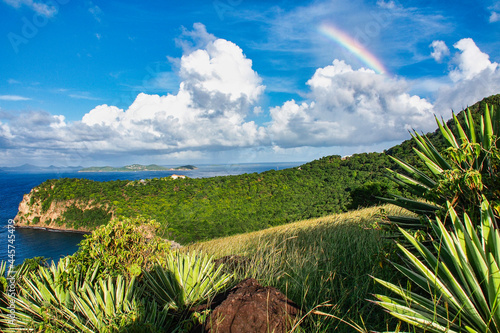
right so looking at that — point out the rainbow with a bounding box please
[318,23,387,75]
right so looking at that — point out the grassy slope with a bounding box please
[186,204,416,332]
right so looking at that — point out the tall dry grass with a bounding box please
[185,204,415,332]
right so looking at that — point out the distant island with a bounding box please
[0,164,84,174]
[78,164,197,172]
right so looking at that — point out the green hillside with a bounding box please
[21,152,398,244]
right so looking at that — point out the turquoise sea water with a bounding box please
[0,162,302,265]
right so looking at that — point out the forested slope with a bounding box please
[16,153,397,243]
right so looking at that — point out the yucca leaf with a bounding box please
[386,194,441,213]
[373,278,455,322]
[71,289,100,327]
[399,227,485,324]
[104,280,115,317]
[484,104,493,149]
[413,148,445,176]
[492,104,499,137]
[486,252,500,329]
[465,108,478,144]
[411,130,452,173]
[480,116,486,147]
[448,208,492,320]
[388,155,436,188]
[422,134,454,170]
[411,131,434,158]
[385,170,430,196]
[453,113,470,147]
[374,293,458,332]
[437,115,460,148]
[385,215,422,224]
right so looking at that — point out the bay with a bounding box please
[0,162,301,265]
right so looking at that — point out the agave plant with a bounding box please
[69,275,137,332]
[0,257,99,331]
[67,275,174,332]
[373,198,500,332]
[0,257,171,332]
[144,251,233,311]
[384,104,499,229]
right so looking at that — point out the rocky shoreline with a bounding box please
[13,224,91,234]
[14,189,106,234]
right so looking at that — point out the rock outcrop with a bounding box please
[191,278,300,333]
[14,188,110,233]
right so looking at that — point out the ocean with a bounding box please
[0,162,302,265]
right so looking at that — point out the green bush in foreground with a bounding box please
[374,199,500,332]
[373,104,500,332]
[68,217,172,280]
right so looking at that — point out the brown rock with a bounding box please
[192,278,300,333]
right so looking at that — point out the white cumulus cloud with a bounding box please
[179,38,265,112]
[449,38,498,82]
[430,40,450,62]
[435,38,500,113]
[267,60,436,147]
[79,24,266,154]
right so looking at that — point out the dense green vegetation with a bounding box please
[61,205,112,229]
[27,153,399,244]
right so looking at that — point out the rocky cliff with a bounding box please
[15,187,113,233]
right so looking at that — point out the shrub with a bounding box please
[68,217,172,280]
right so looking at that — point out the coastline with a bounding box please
[14,224,91,235]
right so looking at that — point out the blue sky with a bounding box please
[1,0,499,167]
